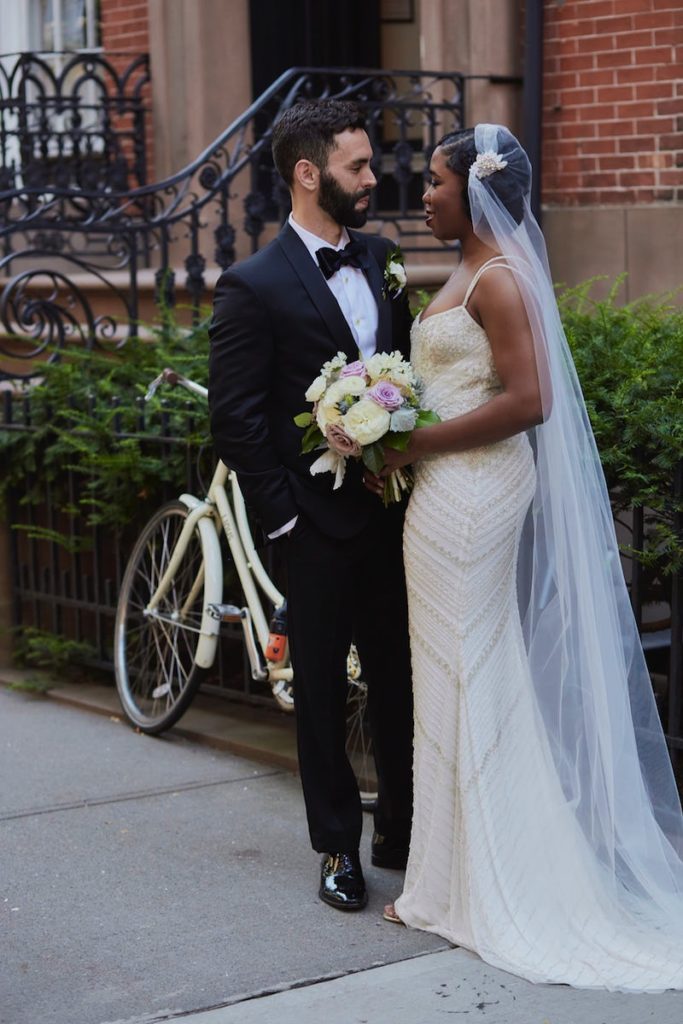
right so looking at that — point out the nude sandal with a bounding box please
[383,903,403,924]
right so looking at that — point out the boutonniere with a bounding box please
[383,245,407,299]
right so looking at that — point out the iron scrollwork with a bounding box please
[1,63,522,382]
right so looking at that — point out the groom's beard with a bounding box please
[318,171,372,228]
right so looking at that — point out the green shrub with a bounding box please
[559,278,683,579]
[1,281,681,589]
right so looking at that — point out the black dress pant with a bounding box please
[285,507,413,853]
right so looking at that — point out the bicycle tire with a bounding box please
[345,647,377,810]
[114,500,210,734]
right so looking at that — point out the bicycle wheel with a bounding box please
[115,500,211,733]
[345,645,377,810]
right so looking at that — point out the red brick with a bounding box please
[594,15,634,34]
[601,155,635,170]
[660,132,683,149]
[617,101,656,118]
[655,64,679,80]
[559,54,595,72]
[638,82,675,99]
[579,68,616,86]
[596,119,635,136]
[619,171,655,186]
[546,36,579,57]
[657,97,683,114]
[619,65,657,83]
[559,122,598,139]
[597,51,633,68]
[582,103,623,120]
[636,116,675,133]
[660,169,683,185]
[617,0,653,12]
[618,135,656,153]
[635,46,674,63]
[614,30,654,48]
[580,1,615,16]
[653,28,683,45]
[560,87,596,106]
[597,85,635,102]
[637,151,674,168]
[578,35,615,55]
[632,10,676,29]
[653,188,675,199]
[549,72,581,90]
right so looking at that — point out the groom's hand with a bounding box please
[363,470,385,498]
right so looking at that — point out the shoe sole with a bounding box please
[319,890,368,911]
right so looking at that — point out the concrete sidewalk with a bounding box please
[2,679,682,1024]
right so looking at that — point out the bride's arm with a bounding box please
[383,267,543,472]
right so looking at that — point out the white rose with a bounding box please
[316,376,367,433]
[342,399,391,446]
[305,375,327,402]
[316,400,342,433]
[324,376,366,403]
[388,260,407,289]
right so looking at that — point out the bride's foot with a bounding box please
[383,902,403,925]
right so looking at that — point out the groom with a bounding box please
[208,99,413,911]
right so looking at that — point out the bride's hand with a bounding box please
[380,445,414,476]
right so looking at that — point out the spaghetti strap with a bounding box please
[463,256,511,308]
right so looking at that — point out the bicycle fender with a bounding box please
[177,500,223,669]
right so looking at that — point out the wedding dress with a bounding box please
[394,257,683,991]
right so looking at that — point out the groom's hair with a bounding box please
[272,99,366,186]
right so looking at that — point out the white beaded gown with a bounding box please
[394,260,683,992]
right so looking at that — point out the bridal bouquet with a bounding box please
[294,351,440,505]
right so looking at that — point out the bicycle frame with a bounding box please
[142,371,293,689]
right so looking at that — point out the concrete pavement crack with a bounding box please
[0,769,284,821]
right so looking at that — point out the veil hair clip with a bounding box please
[472,150,508,179]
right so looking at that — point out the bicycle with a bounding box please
[113,368,376,803]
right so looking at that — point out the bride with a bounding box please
[371,124,683,992]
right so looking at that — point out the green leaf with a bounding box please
[293,412,313,427]
[361,442,385,475]
[415,409,441,427]
[301,424,324,454]
[383,431,411,452]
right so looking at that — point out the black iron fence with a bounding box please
[1,388,681,760]
[0,64,521,383]
[0,51,151,195]
[0,387,284,706]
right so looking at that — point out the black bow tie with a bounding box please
[316,239,369,280]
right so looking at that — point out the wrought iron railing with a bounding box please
[0,51,150,194]
[0,65,521,383]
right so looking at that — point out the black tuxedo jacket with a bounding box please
[208,223,413,539]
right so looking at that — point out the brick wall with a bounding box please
[100,0,150,53]
[99,0,154,184]
[542,0,683,205]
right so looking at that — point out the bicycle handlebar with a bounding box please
[145,368,209,403]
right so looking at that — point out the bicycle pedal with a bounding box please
[207,603,246,623]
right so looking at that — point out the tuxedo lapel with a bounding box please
[277,224,359,361]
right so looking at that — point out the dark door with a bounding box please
[249,0,381,98]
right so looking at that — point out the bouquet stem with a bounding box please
[382,467,413,507]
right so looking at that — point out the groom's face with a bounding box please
[318,128,376,228]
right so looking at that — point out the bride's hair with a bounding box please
[437,128,528,226]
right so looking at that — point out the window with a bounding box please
[35,0,101,53]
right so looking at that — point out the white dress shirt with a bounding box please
[268,215,379,539]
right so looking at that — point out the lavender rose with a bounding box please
[326,423,362,458]
[367,380,403,411]
[340,360,368,380]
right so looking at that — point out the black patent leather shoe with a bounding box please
[371,831,409,869]
[319,852,367,911]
